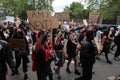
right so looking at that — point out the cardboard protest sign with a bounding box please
[89,12,100,25]
[54,12,70,21]
[9,39,27,50]
[27,10,58,30]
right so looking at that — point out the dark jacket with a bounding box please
[0,31,9,42]
[0,40,15,74]
[80,38,96,64]
[34,43,50,73]
[78,33,84,44]
[114,33,120,46]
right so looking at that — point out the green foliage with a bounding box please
[64,2,89,21]
[86,0,120,20]
[36,0,54,11]
[0,0,54,19]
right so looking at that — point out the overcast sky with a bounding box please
[52,0,81,12]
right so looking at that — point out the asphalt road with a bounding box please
[7,48,120,80]
[7,39,120,80]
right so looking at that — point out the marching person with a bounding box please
[113,31,120,61]
[0,37,16,80]
[54,32,65,80]
[95,28,103,60]
[12,28,30,80]
[108,27,116,51]
[95,28,103,43]
[0,28,10,42]
[101,30,112,64]
[33,30,55,80]
[74,30,96,80]
[95,30,112,64]
[78,28,85,65]
[66,32,81,75]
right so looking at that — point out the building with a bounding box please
[54,12,70,24]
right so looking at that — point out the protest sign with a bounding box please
[27,10,58,30]
[54,12,70,21]
[89,12,100,25]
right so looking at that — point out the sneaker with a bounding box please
[66,68,71,73]
[92,71,95,74]
[114,57,120,61]
[74,77,81,80]
[57,76,62,80]
[49,73,53,80]
[24,74,29,80]
[96,57,101,60]
[107,60,112,64]
[75,69,81,75]
[118,56,120,59]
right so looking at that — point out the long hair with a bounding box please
[12,28,26,39]
[35,30,44,52]
[55,31,63,45]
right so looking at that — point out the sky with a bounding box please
[52,0,82,12]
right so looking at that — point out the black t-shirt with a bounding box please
[67,40,77,57]
[54,42,64,51]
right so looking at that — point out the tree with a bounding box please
[36,0,54,11]
[0,0,54,19]
[86,0,120,20]
[64,2,89,21]
[0,0,17,16]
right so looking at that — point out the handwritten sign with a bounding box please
[55,12,70,21]
[89,12,100,25]
[27,10,58,30]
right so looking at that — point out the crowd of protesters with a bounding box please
[0,19,120,80]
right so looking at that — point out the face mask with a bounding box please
[4,33,9,39]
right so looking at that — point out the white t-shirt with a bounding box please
[96,30,103,42]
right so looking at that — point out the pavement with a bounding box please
[6,40,120,80]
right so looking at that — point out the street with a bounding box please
[7,48,120,80]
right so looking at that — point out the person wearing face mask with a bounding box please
[74,30,96,80]
[12,28,30,80]
[33,30,55,80]
[0,28,10,42]
[66,32,81,75]
[0,37,16,80]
